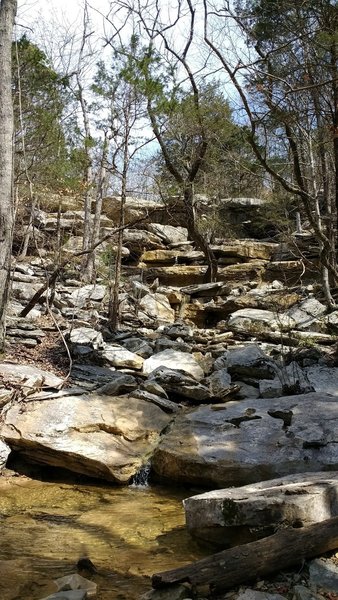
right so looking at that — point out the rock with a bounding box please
[0,362,64,389]
[293,585,324,600]
[228,309,279,334]
[123,229,163,251]
[101,345,144,369]
[233,381,260,400]
[41,591,87,600]
[184,472,338,548]
[70,364,117,388]
[139,293,175,325]
[205,369,232,398]
[142,380,168,398]
[236,590,287,600]
[1,393,171,483]
[143,349,204,381]
[287,299,327,331]
[305,366,338,396]
[309,558,338,592]
[69,327,103,349]
[132,389,180,413]
[54,573,97,597]
[326,311,338,333]
[211,240,277,261]
[147,223,188,245]
[0,439,11,470]
[96,373,138,395]
[121,337,154,358]
[226,345,276,379]
[148,367,211,402]
[152,393,338,488]
[181,282,230,297]
[140,583,190,600]
[68,284,106,308]
[160,323,194,339]
[259,362,313,398]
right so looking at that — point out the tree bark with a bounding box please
[0,0,17,351]
[152,516,338,593]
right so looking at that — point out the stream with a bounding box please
[0,470,208,600]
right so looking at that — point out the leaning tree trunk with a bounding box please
[0,0,17,351]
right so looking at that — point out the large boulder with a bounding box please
[152,393,338,488]
[184,472,338,548]
[1,393,172,483]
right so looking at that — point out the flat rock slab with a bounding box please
[152,393,338,489]
[1,393,172,483]
[0,362,64,388]
[184,472,338,548]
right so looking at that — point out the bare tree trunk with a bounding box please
[85,135,109,282]
[0,0,17,351]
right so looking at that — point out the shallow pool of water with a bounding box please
[0,475,208,599]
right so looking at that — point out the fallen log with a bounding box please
[152,516,338,593]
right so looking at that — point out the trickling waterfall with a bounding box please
[131,462,151,487]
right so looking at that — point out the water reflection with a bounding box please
[0,476,208,599]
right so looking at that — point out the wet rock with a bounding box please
[1,393,171,484]
[152,393,338,488]
[143,349,204,381]
[42,590,87,599]
[54,573,97,597]
[309,558,338,592]
[184,472,338,548]
[101,344,144,369]
[148,367,211,402]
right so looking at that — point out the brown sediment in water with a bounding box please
[0,473,207,600]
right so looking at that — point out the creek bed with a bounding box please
[0,474,208,599]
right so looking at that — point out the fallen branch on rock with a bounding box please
[152,516,338,593]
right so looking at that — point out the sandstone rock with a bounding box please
[180,281,230,297]
[0,439,11,470]
[1,393,171,483]
[101,345,144,369]
[211,240,277,261]
[152,393,338,488]
[143,349,204,380]
[139,293,175,325]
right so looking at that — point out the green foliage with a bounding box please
[12,35,82,193]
